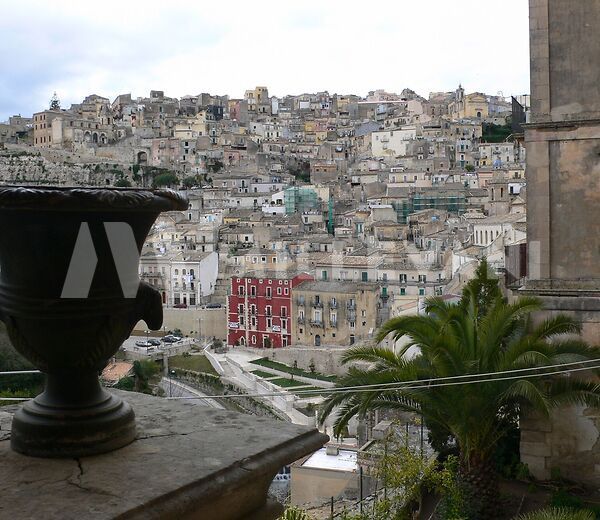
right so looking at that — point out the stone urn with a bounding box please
[0,186,188,457]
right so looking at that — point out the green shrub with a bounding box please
[517,507,594,520]
[279,506,312,520]
[551,490,584,510]
[152,172,178,187]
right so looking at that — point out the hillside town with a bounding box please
[1,85,530,351]
[0,85,539,516]
[2,4,599,511]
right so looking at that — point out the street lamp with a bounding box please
[169,369,176,397]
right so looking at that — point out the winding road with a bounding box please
[159,377,224,409]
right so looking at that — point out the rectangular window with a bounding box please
[238,304,244,314]
[281,307,287,317]
[361,272,368,282]
[400,288,406,295]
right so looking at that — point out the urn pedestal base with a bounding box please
[10,372,136,458]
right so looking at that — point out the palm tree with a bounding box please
[319,261,600,518]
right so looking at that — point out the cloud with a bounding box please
[0,0,530,120]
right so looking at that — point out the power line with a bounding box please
[4,358,599,403]
[165,361,600,401]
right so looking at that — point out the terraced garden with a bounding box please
[249,358,337,382]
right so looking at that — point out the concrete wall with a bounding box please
[291,466,357,507]
[521,404,600,485]
[260,346,348,377]
[134,307,227,340]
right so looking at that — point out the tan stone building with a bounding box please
[32,110,62,147]
[292,281,380,347]
[448,85,489,119]
[518,0,600,487]
[290,446,358,507]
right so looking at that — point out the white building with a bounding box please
[371,125,417,157]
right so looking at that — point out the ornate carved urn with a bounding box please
[0,186,188,457]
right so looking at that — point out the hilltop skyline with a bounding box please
[0,0,530,120]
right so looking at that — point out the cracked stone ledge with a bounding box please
[1,390,328,520]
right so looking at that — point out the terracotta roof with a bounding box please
[101,361,133,384]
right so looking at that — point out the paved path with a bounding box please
[159,377,224,409]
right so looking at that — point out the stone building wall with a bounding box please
[0,153,135,186]
[521,0,600,485]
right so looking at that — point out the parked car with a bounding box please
[161,335,182,343]
[173,303,188,309]
[135,341,152,348]
[148,339,161,346]
[205,303,222,309]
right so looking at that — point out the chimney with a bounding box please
[326,445,340,456]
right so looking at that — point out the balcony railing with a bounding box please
[312,300,323,308]
[329,300,338,309]
[346,302,356,310]
[297,316,305,324]
[309,319,323,327]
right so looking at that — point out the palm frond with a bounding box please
[530,314,581,340]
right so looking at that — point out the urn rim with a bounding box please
[0,185,188,212]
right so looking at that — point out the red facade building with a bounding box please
[227,273,313,348]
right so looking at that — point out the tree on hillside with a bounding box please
[319,260,600,518]
[49,92,60,111]
[152,172,179,188]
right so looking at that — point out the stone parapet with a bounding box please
[0,390,328,520]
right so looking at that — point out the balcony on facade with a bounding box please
[311,299,323,309]
[309,319,323,327]
[346,301,356,311]
[328,299,338,309]
[141,272,163,279]
[297,316,305,324]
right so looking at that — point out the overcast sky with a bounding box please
[0,0,530,120]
